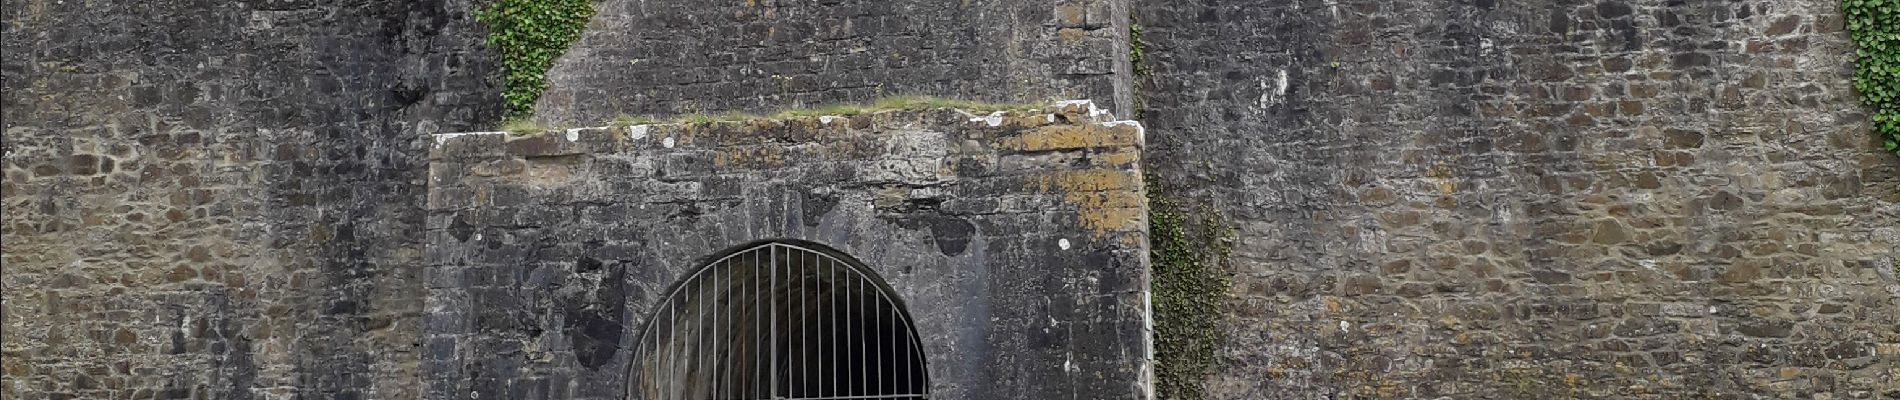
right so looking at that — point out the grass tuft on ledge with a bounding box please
[675,96,1047,123]
[487,96,1061,134]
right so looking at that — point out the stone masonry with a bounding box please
[3,0,499,398]
[4,0,1900,398]
[422,103,1151,399]
[532,0,1133,125]
[1135,0,1900,398]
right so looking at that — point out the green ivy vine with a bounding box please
[1129,15,1151,119]
[475,0,596,120]
[1846,0,1900,155]
[1147,180,1235,400]
[1130,19,1150,79]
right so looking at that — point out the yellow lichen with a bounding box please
[1058,27,1087,42]
[713,146,787,169]
[1427,162,1458,194]
[1034,169,1145,236]
[1098,149,1142,167]
[998,124,1140,152]
[1035,169,1139,192]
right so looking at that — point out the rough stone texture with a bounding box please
[530,0,1132,125]
[1134,0,1900,398]
[7,0,1900,397]
[422,103,1152,399]
[1,0,499,398]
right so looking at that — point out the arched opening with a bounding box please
[628,241,929,400]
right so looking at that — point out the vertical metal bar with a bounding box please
[860,273,869,397]
[875,275,884,398]
[848,264,857,397]
[752,247,760,398]
[713,259,722,400]
[697,275,708,400]
[813,252,821,398]
[705,274,716,400]
[707,275,717,400]
[678,286,689,399]
[638,323,647,399]
[716,255,726,400]
[734,251,742,400]
[753,248,759,398]
[695,279,705,400]
[900,299,910,398]
[642,307,650,399]
[798,251,808,397]
[665,291,672,398]
[829,255,838,397]
[672,288,680,398]
[742,249,748,398]
[908,303,915,396]
[847,254,855,396]
[641,313,653,399]
[818,253,825,397]
[660,283,669,399]
[801,250,809,396]
[752,248,760,398]
[770,244,779,399]
[808,251,816,397]
[742,255,751,400]
[663,293,673,399]
[749,247,760,399]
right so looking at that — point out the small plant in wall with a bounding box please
[1846,0,1900,155]
[475,0,596,121]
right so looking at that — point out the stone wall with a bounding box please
[1134,0,1900,398]
[6,0,1900,398]
[422,103,1151,399]
[1,0,499,398]
[530,0,1132,125]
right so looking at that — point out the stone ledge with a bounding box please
[427,100,1143,161]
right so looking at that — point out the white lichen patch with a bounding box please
[431,131,508,146]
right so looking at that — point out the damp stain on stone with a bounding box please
[928,216,977,256]
[801,191,839,227]
[884,214,977,256]
[449,213,476,242]
[561,257,626,370]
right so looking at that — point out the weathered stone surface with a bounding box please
[5,0,1899,398]
[1,0,500,398]
[531,0,1133,125]
[424,105,1151,399]
[1135,0,1900,398]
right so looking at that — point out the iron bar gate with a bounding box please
[628,242,929,400]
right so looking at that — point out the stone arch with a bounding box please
[626,240,929,400]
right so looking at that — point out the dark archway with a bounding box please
[627,241,930,400]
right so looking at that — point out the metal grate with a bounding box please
[628,242,929,400]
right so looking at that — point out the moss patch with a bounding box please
[476,0,596,121]
[1147,179,1235,400]
[1846,0,1900,156]
[1130,19,1150,79]
[499,118,562,134]
[1129,15,1150,118]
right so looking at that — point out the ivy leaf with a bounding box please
[476,0,596,121]
[1848,0,1900,161]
